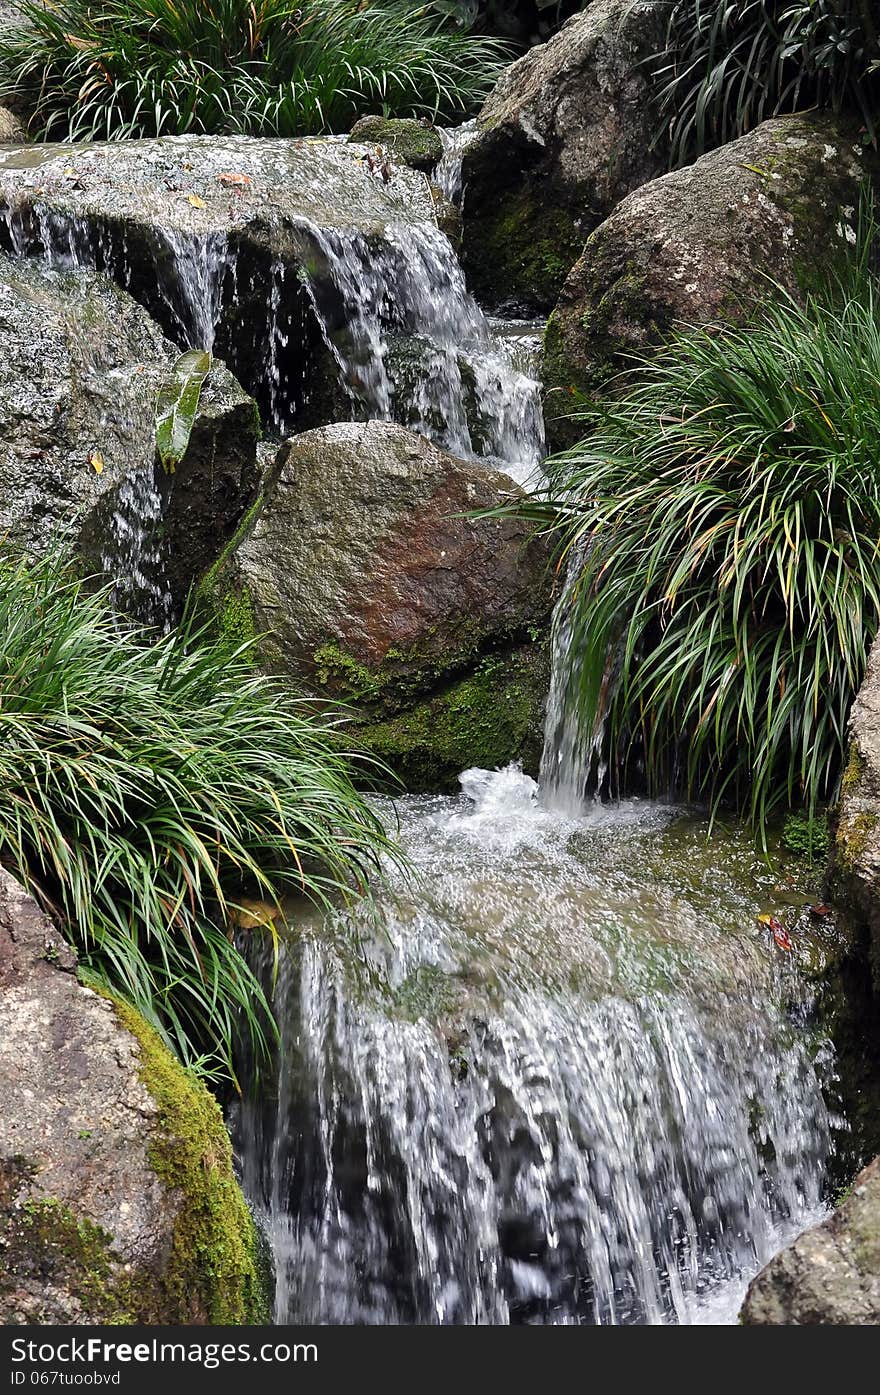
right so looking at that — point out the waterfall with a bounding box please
[235,780,839,1325]
[0,148,845,1324]
[100,461,172,630]
[435,120,478,205]
[294,218,545,484]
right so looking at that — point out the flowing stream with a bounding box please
[228,141,844,1324]
[0,137,847,1322]
[234,769,840,1325]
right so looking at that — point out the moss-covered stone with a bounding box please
[350,643,549,792]
[459,0,668,311]
[348,117,443,173]
[463,185,585,313]
[541,113,875,452]
[112,1000,271,1325]
[0,1193,135,1324]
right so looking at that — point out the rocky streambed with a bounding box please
[1,0,880,1327]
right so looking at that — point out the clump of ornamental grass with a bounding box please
[526,230,880,840]
[0,550,401,1081]
[655,0,879,165]
[0,0,507,141]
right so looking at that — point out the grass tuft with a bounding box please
[654,0,880,166]
[0,0,508,141]
[522,214,880,839]
[0,549,401,1081]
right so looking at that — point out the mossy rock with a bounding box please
[194,422,553,793]
[349,116,443,173]
[0,869,271,1325]
[351,643,549,792]
[542,112,876,451]
[459,0,668,312]
[463,183,585,315]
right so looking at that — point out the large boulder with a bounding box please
[0,136,440,429]
[543,112,873,448]
[0,253,260,620]
[830,635,880,983]
[0,868,269,1324]
[203,420,552,790]
[459,0,668,313]
[740,1156,880,1324]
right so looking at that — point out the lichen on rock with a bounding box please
[542,112,875,449]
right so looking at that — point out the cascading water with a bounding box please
[235,774,842,1325]
[295,217,545,484]
[0,144,846,1321]
[435,120,479,205]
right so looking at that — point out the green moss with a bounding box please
[352,645,548,791]
[311,617,520,718]
[841,744,867,794]
[195,492,267,654]
[348,116,442,172]
[0,1185,134,1323]
[836,811,880,875]
[542,256,656,451]
[465,185,583,310]
[112,1000,271,1324]
[0,1006,271,1325]
[782,812,831,862]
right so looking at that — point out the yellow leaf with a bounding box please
[88,450,104,474]
[228,898,282,932]
[187,194,206,209]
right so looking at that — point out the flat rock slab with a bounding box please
[0,136,439,425]
[0,135,436,236]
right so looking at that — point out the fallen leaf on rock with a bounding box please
[218,172,252,187]
[229,898,281,931]
[88,450,104,474]
[187,193,206,208]
[810,903,832,918]
[772,925,793,951]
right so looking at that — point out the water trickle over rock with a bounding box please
[235,776,841,1324]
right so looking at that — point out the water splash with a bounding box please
[235,771,840,1325]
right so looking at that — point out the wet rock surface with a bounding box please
[542,113,873,448]
[0,869,267,1323]
[348,117,443,172]
[460,0,668,313]
[206,420,552,788]
[741,1156,880,1323]
[831,635,880,971]
[0,136,441,425]
[0,253,259,616]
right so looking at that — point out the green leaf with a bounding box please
[155,349,211,475]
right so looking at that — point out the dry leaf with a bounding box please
[229,898,281,932]
[88,450,104,474]
[187,193,207,209]
[218,171,252,187]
